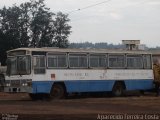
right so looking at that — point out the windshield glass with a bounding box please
[7,56,31,76]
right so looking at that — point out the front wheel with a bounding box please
[112,82,125,97]
[50,84,66,99]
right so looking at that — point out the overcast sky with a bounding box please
[0,0,160,47]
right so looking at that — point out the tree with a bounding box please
[29,0,56,47]
[0,30,8,65]
[0,0,71,65]
[0,5,22,65]
[0,6,22,48]
[53,12,71,48]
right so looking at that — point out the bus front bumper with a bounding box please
[4,86,32,93]
[4,80,32,93]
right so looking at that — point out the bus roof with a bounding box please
[7,47,152,54]
[149,49,160,55]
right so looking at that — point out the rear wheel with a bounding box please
[50,84,66,99]
[112,82,125,97]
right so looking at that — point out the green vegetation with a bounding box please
[0,0,71,65]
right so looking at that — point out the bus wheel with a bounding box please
[112,82,125,97]
[50,84,66,99]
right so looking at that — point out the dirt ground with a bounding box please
[0,92,160,120]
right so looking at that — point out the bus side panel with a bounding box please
[31,79,153,94]
[32,81,54,93]
[124,79,153,90]
[64,80,115,92]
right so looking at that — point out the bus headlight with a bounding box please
[21,79,32,86]
[22,83,28,86]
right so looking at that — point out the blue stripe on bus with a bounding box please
[32,81,54,93]
[124,80,153,90]
[65,80,115,92]
[31,79,153,94]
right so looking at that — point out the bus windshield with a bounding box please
[7,55,31,76]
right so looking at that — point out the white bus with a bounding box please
[4,48,154,99]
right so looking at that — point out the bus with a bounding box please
[4,48,154,99]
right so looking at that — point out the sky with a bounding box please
[0,0,160,47]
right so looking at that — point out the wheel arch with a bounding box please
[51,82,67,93]
[113,80,126,90]
[112,80,126,97]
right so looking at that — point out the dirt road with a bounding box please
[0,92,160,120]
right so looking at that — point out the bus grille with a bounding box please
[11,80,20,86]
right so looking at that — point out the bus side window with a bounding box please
[127,55,143,69]
[33,56,46,74]
[69,54,88,68]
[143,55,152,69]
[89,54,107,68]
[109,54,125,68]
[47,53,67,68]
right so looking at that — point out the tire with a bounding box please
[112,82,125,97]
[50,84,66,99]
